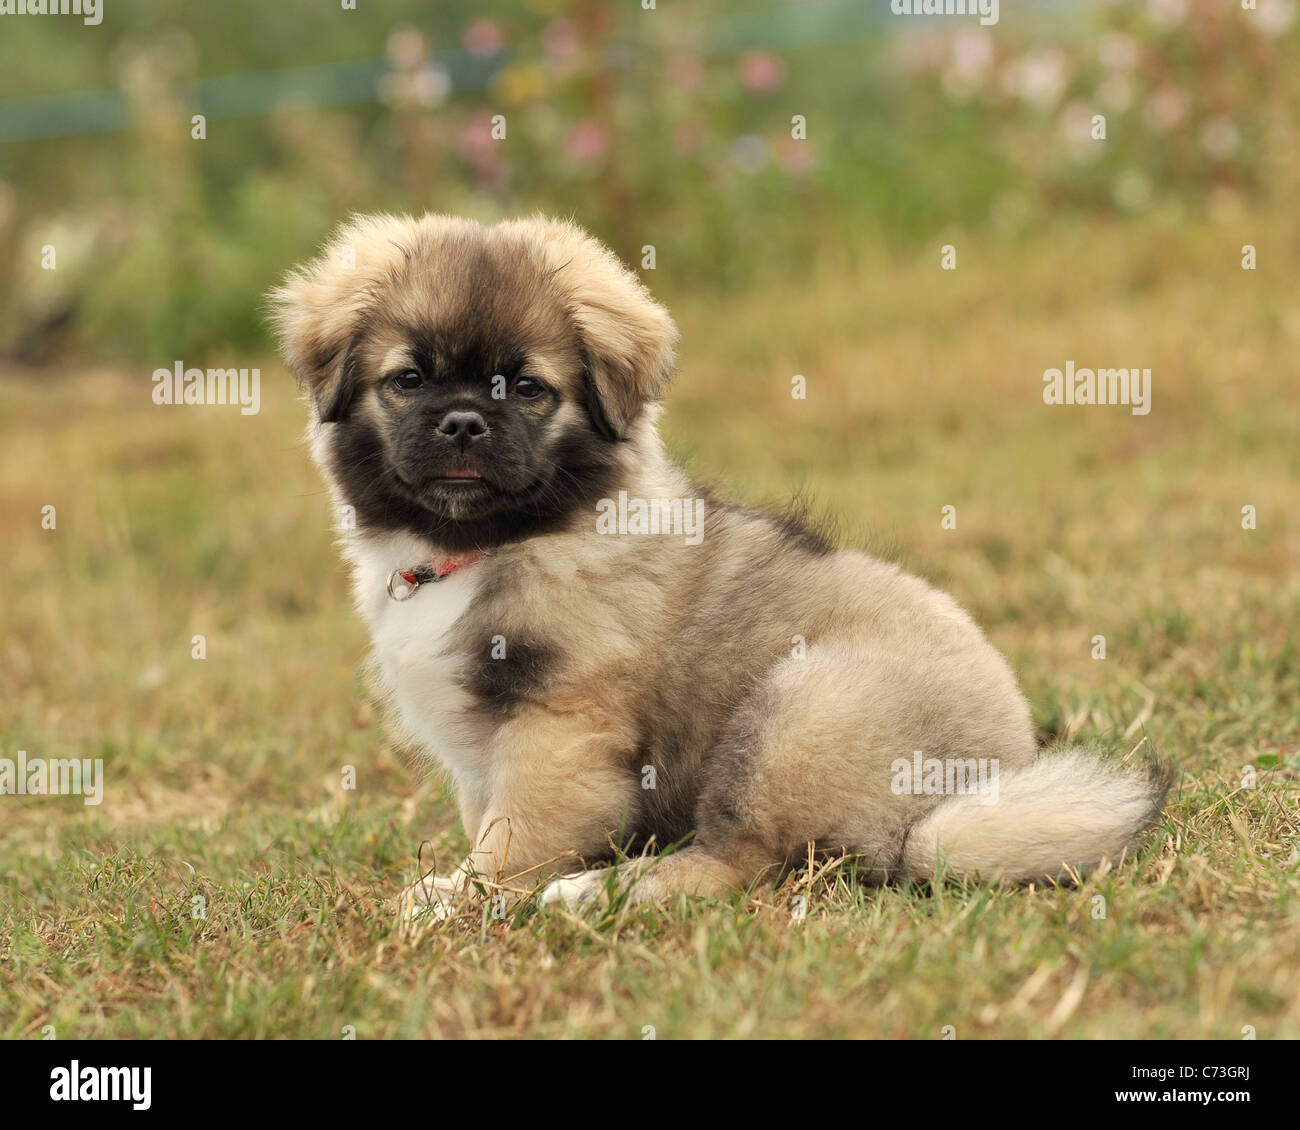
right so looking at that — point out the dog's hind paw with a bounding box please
[537,869,607,910]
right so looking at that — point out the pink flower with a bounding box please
[474,151,509,194]
[1255,0,1297,38]
[463,19,504,58]
[674,123,705,156]
[1014,49,1068,109]
[1146,0,1187,29]
[952,31,993,79]
[458,110,499,162]
[1098,33,1139,72]
[379,66,450,111]
[942,31,993,101]
[775,136,814,174]
[737,51,786,94]
[1145,86,1188,133]
[565,120,609,163]
[386,27,427,70]
[669,53,705,94]
[542,19,580,72]
[409,65,451,108]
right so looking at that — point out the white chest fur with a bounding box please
[345,532,491,797]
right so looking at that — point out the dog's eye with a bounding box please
[514,377,546,400]
[391,370,423,391]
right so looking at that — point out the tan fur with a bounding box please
[493,217,679,437]
[270,213,1168,919]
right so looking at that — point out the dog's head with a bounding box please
[269,214,677,549]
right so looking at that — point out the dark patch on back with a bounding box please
[696,485,837,558]
[764,496,837,555]
[462,637,557,715]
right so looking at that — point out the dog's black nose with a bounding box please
[437,410,488,447]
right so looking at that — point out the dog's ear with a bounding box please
[510,218,678,440]
[267,213,414,423]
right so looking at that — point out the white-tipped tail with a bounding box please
[901,748,1169,882]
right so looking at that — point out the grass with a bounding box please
[1,212,1297,1039]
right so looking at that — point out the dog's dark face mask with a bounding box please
[319,251,624,552]
[273,216,679,551]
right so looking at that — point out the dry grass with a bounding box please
[1,212,1297,1038]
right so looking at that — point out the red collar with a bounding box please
[386,552,485,601]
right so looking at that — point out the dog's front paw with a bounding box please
[538,869,608,911]
[397,874,462,923]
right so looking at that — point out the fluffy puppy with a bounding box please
[270,213,1167,915]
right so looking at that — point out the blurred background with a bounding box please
[1,0,1296,363]
[3,0,1299,1040]
[3,0,1297,761]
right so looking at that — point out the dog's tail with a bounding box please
[899,747,1171,882]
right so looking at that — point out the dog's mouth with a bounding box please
[390,462,552,522]
[393,467,490,495]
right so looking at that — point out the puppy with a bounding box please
[271,213,1167,916]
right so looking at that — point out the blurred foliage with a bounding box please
[0,0,1296,361]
